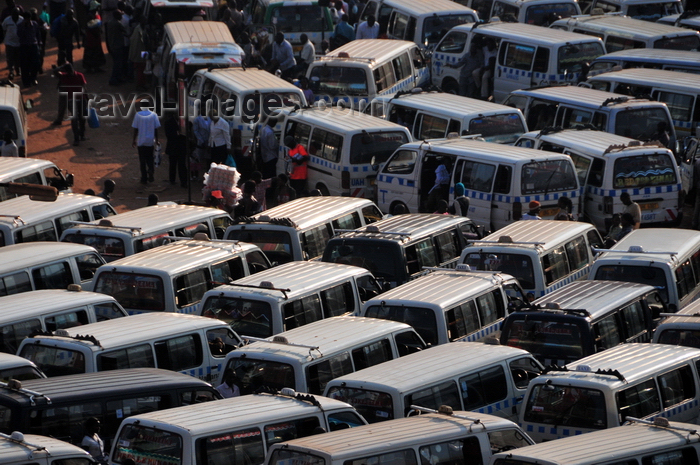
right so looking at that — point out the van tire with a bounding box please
[442,79,459,95]
[316,184,330,196]
[390,202,409,215]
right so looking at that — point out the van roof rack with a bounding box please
[316,55,375,64]
[243,336,322,357]
[234,216,297,228]
[0,432,47,451]
[625,417,700,436]
[0,380,51,406]
[0,215,26,227]
[594,246,678,258]
[410,405,485,429]
[229,282,291,299]
[602,96,630,106]
[31,328,102,347]
[541,365,626,381]
[69,220,144,233]
[363,225,411,238]
[470,238,545,247]
[659,312,700,318]
[276,388,323,408]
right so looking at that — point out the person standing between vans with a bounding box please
[132,98,160,185]
[217,369,241,398]
[426,161,450,212]
[446,42,482,98]
[16,11,41,88]
[619,192,641,230]
[271,32,296,80]
[208,110,231,165]
[331,14,354,49]
[56,8,80,66]
[52,63,87,146]
[296,33,315,76]
[192,104,211,179]
[356,14,379,40]
[260,117,279,179]
[2,8,22,80]
[554,196,574,221]
[521,200,542,220]
[285,135,309,196]
[81,417,108,462]
[474,38,497,101]
[448,182,470,216]
[0,130,18,157]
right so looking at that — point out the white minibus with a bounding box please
[503,86,677,144]
[457,0,581,25]
[362,0,478,50]
[0,286,127,354]
[376,138,582,229]
[322,214,481,289]
[369,91,528,144]
[360,266,529,346]
[585,68,700,137]
[0,242,105,295]
[551,13,700,52]
[200,261,383,338]
[142,0,214,24]
[225,196,384,263]
[500,280,665,366]
[60,203,233,262]
[110,390,367,465]
[431,22,604,103]
[92,236,270,315]
[519,343,700,442]
[589,48,700,76]
[220,316,426,395]
[0,158,73,201]
[278,107,411,198]
[0,193,115,247]
[515,128,683,231]
[266,408,535,465]
[584,0,683,21]
[0,433,94,465]
[17,312,242,381]
[589,228,700,310]
[187,68,306,159]
[654,300,700,349]
[490,418,700,465]
[461,220,605,299]
[307,39,430,108]
[325,341,543,423]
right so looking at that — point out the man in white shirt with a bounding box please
[2,8,23,78]
[131,98,160,185]
[208,111,231,165]
[521,200,542,220]
[298,33,315,74]
[216,369,241,398]
[356,14,379,40]
[81,417,109,462]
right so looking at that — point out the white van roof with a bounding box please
[0,158,56,181]
[223,261,372,301]
[62,204,229,238]
[657,299,700,325]
[545,343,700,388]
[0,353,42,372]
[27,313,229,352]
[554,14,700,39]
[328,342,530,392]
[0,193,109,228]
[373,92,523,118]
[164,20,234,44]
[338,214,471,244]
[319,39,417,65]
[511,86,661,109]
[234,316,414,363]
[383,0,476,15]
[0,433,92,463]
[532,280,656,320]
[287,107,412,134]
[196,68,305,93]
[0,84,20,109]
[589,68,700,93]
[595,47,700,64]
[468,220,596,251]
[451,21,604,45]
[523,128,670,156]
[596,228,700,265]
[238,196,377,231]
[365,269,516,310]
[119,391,357,436]
[0,242,99,275]
[96,238,260,274]
[0,288,123,322]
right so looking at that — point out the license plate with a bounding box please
[540,207,558,217]
[640,202,659,211]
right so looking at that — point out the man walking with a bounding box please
[260,117,278,179]
[132,98,160,185]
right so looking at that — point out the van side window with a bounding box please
[245,251,269,275]
[1,319,41,353]
[17,220,57,242]
[458,160,495,193]
[98,344,155,370]
[405,380,460,414]
[617,379,660,421]
[33,262,72,290]
[283,295,323,330]
[94,302,126,321]
[188,74,202,98]
[493,1,519,21]
[181,389,218,404]
[105,395,169,434]
[564,236,589,272]
[510,357,541,389]
[15,172,42,184]
[286,121,312,150]
[437,31,468,54]
[477,290,505,325]
[542,246,570,285]
[198,427,265,465]
[345,449,417,465]
[362,205,383,224]
[527,100,557,130]
[333,212,362,230]
[676,260,696,300]
[501,43,535,71]
[418,114,448,140]
[447,300,479,341]
[411,238,438,272]
[395,330,426,356]
[533,48,549,73]
[351,338,392,371]
[493,165,512,194]
[45,310,89,332]
[302,224,332,260]
[207,328,239,357]
[390,12,410,40]
[588,157,605,188]
[593,314,622,350]
[459,365,508,410]
[434,230,459,264]
[642,449,699,465]
[309,129,342,163]
[321,282,355,317]
[384,150,417,175]
[0,272,31,296]
[419,439,473,465]
[155,334,204,372]
[57,211,89,236]
[620,301,648,339]
[76,252,103,281]
[658,365,695,409]
[307,352,353,394]
[175,269,212,309]
[393,53,412,81]
[212,257,245,285]
[374,63,397,93]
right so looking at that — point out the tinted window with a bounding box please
[460,365,508,410]
[33,262,73,290]
[306,352,353,394]
[617,379,660,422]
[0,272,31,296]
[98,344,155,371]
[405,380,460,415]
[283,294,323,330]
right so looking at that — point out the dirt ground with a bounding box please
[12,6,200,213]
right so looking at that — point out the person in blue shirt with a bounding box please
[331,14,354,49]
[271,31,296,79]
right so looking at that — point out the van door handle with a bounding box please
[498,68,502,78]
[514,396,524,404]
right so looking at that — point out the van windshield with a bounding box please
[308,66,368,96]
[655,35,700,50]
[113,424,183,465]
[594,265,669,303]
[521,160,578,195]
[94,273,166,312]
[613,153,677,188]
[322,242,403,287]
[524,3,578,25]
[229,357,295,395]
[63,234,126,262]
[19,344,86,377]
[502,316,587,364]
[270,5,328,32]
[227,229,294,264]
[365,305,438,346]
[656,329,700,348]
[523,384,607,429]
[614,107,672,141]
[422,14,476,47]
[350,131,409,165]
[469,113,526,144]
[557,42,605,75]
[326,386,394,423]
[464,252,536,290]
[201,296,273,338]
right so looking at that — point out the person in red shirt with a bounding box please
[52,63,87,146]
[285,135,309,196]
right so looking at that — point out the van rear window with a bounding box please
[270,5,327,32]
[323,242,403,286]
[465,252,536,290]
[422,14,476,46]
[229,358,295,395]
[63,234,127,262]
[503,317,586,364]
[309,66,368,96]
[614,107,672,141]
[469,113,526,144]
[327,386,395,423]
[525,3,578,25]
[656,329,700,348]
[365,304,438,346]
[114,425,183,465]
[20,344,86,377]
[594,265,669,303]
[94,273,166,312]
[228,229,294,264]
[558,42,605,74]
[0,110,18,140]
[202,296,273,338]
[655,35,700,51]
[613,153,677,188]
[524,384,607,429]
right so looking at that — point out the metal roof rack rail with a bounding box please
[0,431,46,451]
[0,214,25,227]
[0,380,51,406]
[230,282,292,299]
[659,312,700,318]
[243,336,322,357]
[593,246,678,258]
[410,405,485,430]
[625,416,700,437]
[68,220,143,232]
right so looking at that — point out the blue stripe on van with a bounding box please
[377,174,415,187]
[587,183,681,197]
[474,396,522,415]
[463,320,503,342]
[493,191,581,203]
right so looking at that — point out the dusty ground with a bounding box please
[12,9,200,213]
